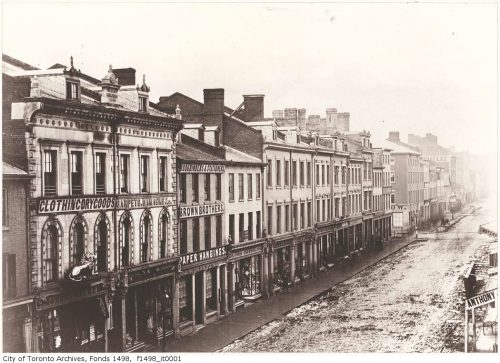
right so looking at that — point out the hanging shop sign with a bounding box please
[180,164,225,173]
[179,202,224,218]
[465,289,496,310]
[180,246,227,266]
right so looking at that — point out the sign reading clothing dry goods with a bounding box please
[180,246,227,266]
[180,164,225,173]
[37,195,173,214]
[179,202,224,218]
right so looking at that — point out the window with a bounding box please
[140,156,149,192]
[342,197,346,216]
[122,218,131,266]
[141,215,151,263]
[44,150,57,196]
[335,198,339,218]
[159,214,168,259]
[292,161,297,187]
[216,174,222,201]
[306,161,311,186]
[267,159,273,187]
[327,165,330,185]
[238,174,244,200]
[72,223,85,266]
[2,253,16,298]
[229,174,235,201]
[248,212,253,240]
[192,174,199,202]
[204,174,211,201]
[293,204,298,230]
[198,128,205,142]
[276,206,282,234]
[139,96,148,112]
[300,203,305,229]
[96,220,108,272]
[159,156,168,192]
[192,219,200,252]
[316,164,320,186]
[66,80,80,100]
[276,160,281,187]
[180,220,187,255]
[322,200,326,221]
[307,201,312,227]
[284,160,290,187]
[327,199,331,220]
[120,155,129,193]
[2,188,7,227]
[95,153,106,194]
[334,166,339,185]
[204,217,211,250]
[342,166,346,184]
[285,205,290,232]
[239,213,245,242]
[247,174,253,200]
[180,174,186,203]
[256,174,261,199]
[214,130,220,147]
[70,151,83,195]
[267,206,273,236]
[229,214,235,243]
[300,161,305,186]
[216,215,222,246]
[317,200,321,221]
[322,165,325,185]
[45,225,58,282]
[256,211,261,238]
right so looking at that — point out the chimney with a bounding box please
[425,133,437,144]
[388,131,400,142]
[243,94,264,121]
[113,68,136,86]
[98,65,121,106]
[203,88,224,127]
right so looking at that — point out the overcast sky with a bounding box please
[2,1,497,155]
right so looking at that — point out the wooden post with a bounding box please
[472,308,476,352]
[465,307,468,353]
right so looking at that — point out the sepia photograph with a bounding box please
[0,0,498,356]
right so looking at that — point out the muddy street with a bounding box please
[221,207,496,352]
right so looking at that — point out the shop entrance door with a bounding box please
[195,272,204,324]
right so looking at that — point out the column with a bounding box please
[228,263,235,311]
[216,267,221,318]
[172,276,180,339]
[134,290,138,342]
[221,265,228,315]
[121,294,127,351]
[262,253,269,299]
[268,250,274,296]
[290,242,296,284]
[201,270,207,325]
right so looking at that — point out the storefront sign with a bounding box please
[180,246,227,266]
[116,195,172,209]
[38,197,115,214]
[180,164,225,173]
[230,245,262,259]
[179,202,224,218]
[466,289,496,310]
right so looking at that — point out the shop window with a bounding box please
[238,174,244,201]
[229,173,234,201]
[204,217,211,250]
[39,309,61,352]
[95,153,106,194]
[204,174,211,201]
[295,243,308,279]
[45,225,59,282]
[179,277,193,323]
[159,156,168,192]
[180,220,187,254]
[236,256,261,298]
[239,213,245,242]
[206,269,217,313]
[2,253,16,298]
[72,223,85,266]
[193,219,200,252]
[256,211,261,238]
[141,214,151,263]
[122,218,131,267]
[160,213,168,258]
[179,174,186,203]
[247,173,253,200]
[44,150,57,196]
[216,174,221,201]
[216,215,222,247]
[120,155,130,193]
[256,173,261,199]
[140,155,150,193]
[70,151,83,195]
[284,160,290,187]
[192,174,199,202]
[97,219,107,272]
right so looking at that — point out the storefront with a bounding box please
[270,238,293,292]
[336,227,349,259]
[318,233,335,269]
[2,302,32,352]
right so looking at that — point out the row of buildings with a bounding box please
[1,54,480,352]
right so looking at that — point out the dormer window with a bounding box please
[66,80,80,101]
[214,130,220,147]
[198,128,205,142]
[139,96,148,112]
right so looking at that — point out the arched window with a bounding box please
[141,215,151,263]
[159,210,169,259]
[97,220,107,272]
[73,223,85,266]
[122,218,131,267]
[45,225,59,282]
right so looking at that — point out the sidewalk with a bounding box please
[163,232,417,352]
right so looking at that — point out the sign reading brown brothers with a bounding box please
[179,202,224,218]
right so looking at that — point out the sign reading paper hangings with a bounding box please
[178,202,224,218]
[179,164,225,173]
[466,289,496,310]
[180,246,227,266]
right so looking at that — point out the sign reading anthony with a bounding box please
[466,289,496,310]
